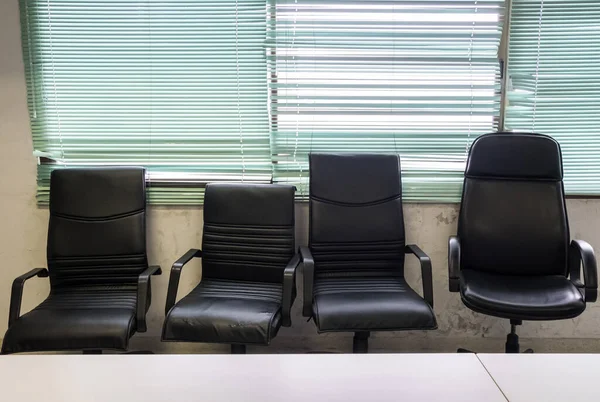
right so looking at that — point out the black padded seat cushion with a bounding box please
[312,274,436,332]
[460,269,585,321]
[2,286,138,354]
[163,279,283,345]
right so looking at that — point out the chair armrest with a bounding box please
[448,236,461,293]
[299,246,315,317]
[281,253,301,327]
[8,268,49,328]
[569,240,598,303]
[165,248,202,315]
[405,245,434,308]
[136,265,162,333]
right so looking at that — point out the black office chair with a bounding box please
[162,183,299,354]
[449,132,598,353]
[1,167,161,354]
[300,154,436,353]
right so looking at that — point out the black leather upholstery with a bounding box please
[464,132,563,180]
[309,154,406,274]
[304,153,436,333]
[162,183,298,346]
[460,270,585,320]
[313,277,436,331]
[163,279,283,344]
[202,184,296,283]
[452,133,597,321]
[2,167,157,354]
[48,168,148,287]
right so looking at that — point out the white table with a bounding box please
[478,354,599,402]
[0,354,506,402]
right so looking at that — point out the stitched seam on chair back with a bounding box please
[40,286,138,310]
[311,240,404,273]
[313,276,407,295]
[49,254,148,289]
[202,223,294,282]
[197,279,283,303]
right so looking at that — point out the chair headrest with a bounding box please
[466,132,563,181]
[204,183,295,226]
[50,167,146,218]
[309,153,401,204]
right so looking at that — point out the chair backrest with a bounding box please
[47,167,148,288]
[202,183,295,283]
[308,153,405,276]
[458,132,569,276]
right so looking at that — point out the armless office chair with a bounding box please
[300,154,437,353]
[2,167,161,354]
[449,133,598,353]
[162,183,299,354]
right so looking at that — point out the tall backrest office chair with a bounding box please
[449,133,598,353]
[300,154,436,353]
[2,167,161,354]
[162,183,299,353]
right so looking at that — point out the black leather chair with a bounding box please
[449,132,598,353]
[1,167,161,354]
[300,154,436,353]
[162,183,299,354]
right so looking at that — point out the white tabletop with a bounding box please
[0,354,506,402]
[478,354,600,402]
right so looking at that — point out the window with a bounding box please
[506,0,600,195]
[21,0,271,204]
[267,0,505,200]
[28,1,600,203]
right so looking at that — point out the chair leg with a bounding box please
[505,319,532,353]
[353,331,370,353]
[231,344,247,354]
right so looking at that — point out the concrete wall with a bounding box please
[2,0,600,353]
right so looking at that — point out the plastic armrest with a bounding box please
[405,245,434,308]
[448,236,461,293]
[281,253,301,327]
[165,248,202,315]
[569,240,598,303]
[136,265,162,333]
[8,268,49,328]
[299,246,314,317]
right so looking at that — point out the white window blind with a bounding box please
[267,0,505,201]
[21,0,271,205]
[506,0,600,195]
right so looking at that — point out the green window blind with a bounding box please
[20,0,271,205]
[267,0,505,201]
[506,0,600,195]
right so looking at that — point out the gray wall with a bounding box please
[2,0,600,353]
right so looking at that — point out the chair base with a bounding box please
[457,320,534,354]
[353,331,370,353]
[231,344,247,354]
